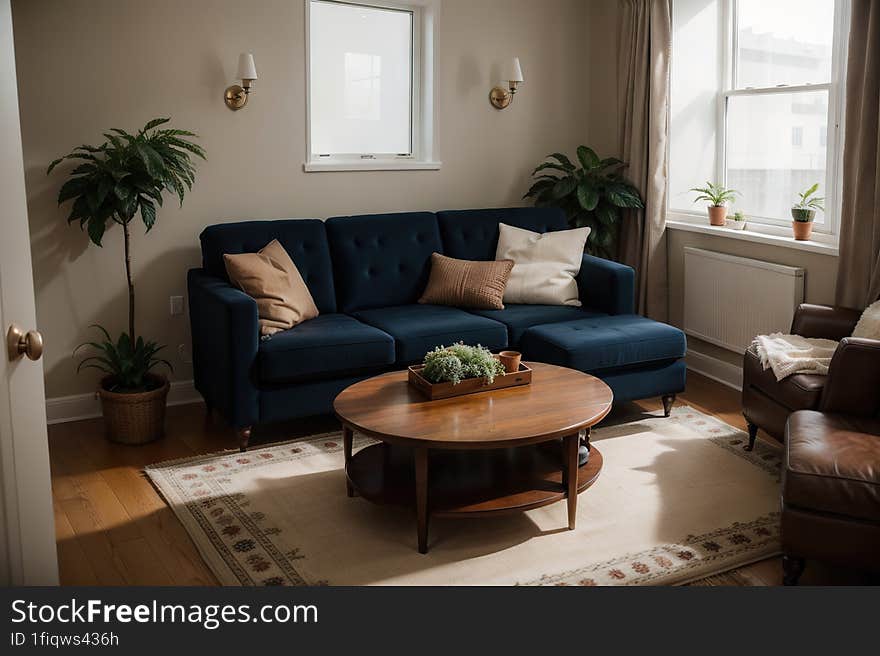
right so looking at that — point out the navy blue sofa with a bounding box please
[188,207,686,448]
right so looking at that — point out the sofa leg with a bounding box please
[661,394,675,417]
[238,426,252,452]
[745,421,758,451]
[782,555,805,586]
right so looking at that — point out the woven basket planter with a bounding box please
[98,374,169,444]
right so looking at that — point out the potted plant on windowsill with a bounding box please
[48,118,205,444]
[791,183,824,241]
[689,182,739,226]
[726,210,748,230]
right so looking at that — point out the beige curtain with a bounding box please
[835,0,880,309]
[617,0,672,321]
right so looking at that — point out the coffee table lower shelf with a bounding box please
[346,441,603,551]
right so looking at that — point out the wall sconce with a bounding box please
[224,52,259,111]
[489,57,524,110]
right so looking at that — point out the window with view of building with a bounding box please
[669,0,850,235]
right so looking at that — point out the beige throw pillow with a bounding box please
[224,239,319,336]
[419,253,514,310]
[852,299,880,340]
[495,223,591,306]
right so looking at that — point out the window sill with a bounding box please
[666,219,839,256]
[303,160,442,172]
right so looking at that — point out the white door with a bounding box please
[0,0,58,585]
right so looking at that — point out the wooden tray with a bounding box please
[407,362,532,400]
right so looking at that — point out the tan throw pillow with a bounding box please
[419,253,514,310]
[224,239,319,336]
[852,299,880,340]
[495,223,590,306]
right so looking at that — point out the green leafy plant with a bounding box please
[74,325,171,392]
[792,183,824,221]
[732,210,746,221]
[689,181,739,207]
[524,146,644,260]
[422,343,506,385]
[48,117,204,391]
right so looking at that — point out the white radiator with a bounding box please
[683,247,805,354]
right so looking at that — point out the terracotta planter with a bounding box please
[498,350,522,374]
[791,220,814,241]
[708,206,727,226]
[98,374,169,444]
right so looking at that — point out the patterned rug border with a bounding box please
[145,406,783,586]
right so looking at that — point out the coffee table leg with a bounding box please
[343,426,354,498]
[563,433,579,530]
[415,447,429,554]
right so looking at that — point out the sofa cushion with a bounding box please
[469,305,603,345]
[784,410,880,522]
[520,315,686,372]
[258,314,395,384]
[419,253,513,310]
[353,304,508,364]
[437,207,568,261]
[744,343,825,411]
[200,219,336,314]
[326,212,443,313]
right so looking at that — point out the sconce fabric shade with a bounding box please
[507,57,523,83]
[236,52,258,81]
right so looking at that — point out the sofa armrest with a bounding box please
[577,254,635,315]
[820,337,880,416]
[187,268,260,428]
[790,303,862,341]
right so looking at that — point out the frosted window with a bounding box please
[310,1,413,155]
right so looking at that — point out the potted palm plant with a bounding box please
[48,118,205,444]
[690,182,739,226]
[791,183,824,241]
[524,146,644,260]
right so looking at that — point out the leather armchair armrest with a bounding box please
[577,254,635,315]
[790,303,862,341]
[820,337,880,416]
[187,268,260,428]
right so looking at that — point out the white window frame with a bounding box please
[668,0,850,245]
[304,0,441,172]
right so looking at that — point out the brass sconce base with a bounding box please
[224,84,249,110]
[489,86,512,110]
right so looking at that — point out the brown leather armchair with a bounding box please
[741,303,864,450]
[781,336,880,584]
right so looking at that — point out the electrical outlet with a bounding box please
[169,295,184,316]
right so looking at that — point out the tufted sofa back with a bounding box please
[437,207,569,261]
[199,219,337,314]
[326,212,443,313]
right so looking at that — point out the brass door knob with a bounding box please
[6,324,43,362]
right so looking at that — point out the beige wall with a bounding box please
[12,0,591,398]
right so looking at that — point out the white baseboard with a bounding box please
[685,350,743,392]
[46,379,202,425]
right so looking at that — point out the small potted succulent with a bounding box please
[791,183,824,241]
[727,210,747,230]
[690,182,739,226]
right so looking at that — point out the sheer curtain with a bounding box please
[617,0,672,321]
[835,0,880,309]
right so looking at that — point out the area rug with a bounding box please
[145,406,782,586]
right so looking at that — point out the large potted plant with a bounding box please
[791,183,824,241]
[524,147,644,260]
[48,118,205,444]
[689,181,739,226]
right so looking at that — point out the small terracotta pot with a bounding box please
[791,220,814,241]
[708,206,727,226]
[498,351,522,374]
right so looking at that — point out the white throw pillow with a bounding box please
[852,299,880,340]
[494,223,590,306]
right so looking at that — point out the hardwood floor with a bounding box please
[47,372,870,586]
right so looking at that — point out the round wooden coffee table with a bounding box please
[333,362,613,553]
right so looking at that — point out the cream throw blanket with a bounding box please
[753,333,839,381]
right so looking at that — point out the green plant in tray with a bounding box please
[422,343,506,385]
